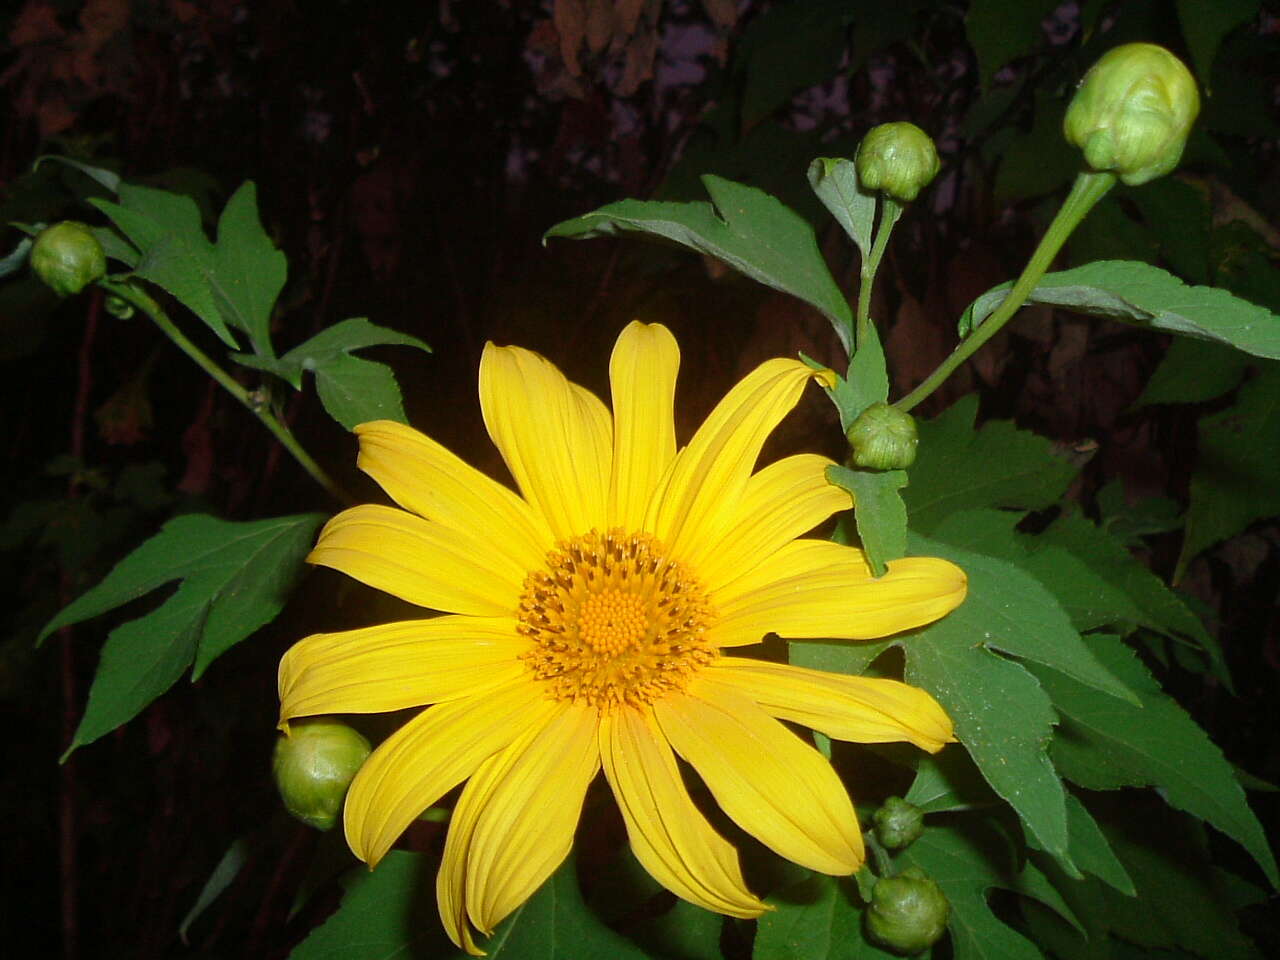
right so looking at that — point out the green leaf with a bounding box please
[91,225,141,269]
[1028,633,1279,888]
[1027,793,1135,897]
[899,820,1049,960]
[1127,176,1211,284]
[255,317,431,430]
[481,858,653,958]
[1180,365,1280,574]
[34,155,122,195]
[89,189,237,348]
[1070,804,1262,960]
[909,528,1140,847]
[180,835,251,944]
[905,395,1079,534]
[627,898,724,960]
[288,851,450,959]
[291,853,653,959]
[961,260,1280,360]
[757,873,899,960]
[1026,511,1231,690]
[827,464,907,578]
[39,512,324,757]
[904,748,999,815]
[545,175,854,352]
[965,0,1060,89]
[807,157,876,259]
[1176,0,1258,88]
[1134,336,1250,406]
[210,181,286,357]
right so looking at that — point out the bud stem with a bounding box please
[866,830,895,878]
[894,170,1116,413]
[101,278,354,505]
[856,198,903,349]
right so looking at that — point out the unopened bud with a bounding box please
[847,402,918,470]
[865,866,950,955]
[30,221,107,297]
[855,123,940,203]
[273,717,371,831]
[1063,43,1199,186]
[874,797,925,850]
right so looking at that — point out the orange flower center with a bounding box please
[517,529,716,710]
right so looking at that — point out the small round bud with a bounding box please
[273,717,371,831]
[847,402,919,470]
[1063,43,1199,186]
[30,221,107,297]
[865,866,950,955]
[855,123,940,202]
[104,294,135,319]
[874,797,925,850]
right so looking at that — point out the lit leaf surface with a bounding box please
[545,175,855,351]
[39,512,323,757]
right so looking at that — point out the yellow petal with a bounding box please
[479,342,612,540]
[307,504,522,617]
[711,539,967,645]
[691,453,852,592]
[464,702,600,933]
[645,358,831,560]
[355,420,554,571]
[653,679,864,875]
[278,616,531,724]
[607,322,679,530]
[599,706,766,917]
[437,724,546,956]
[708,658,955,753]
[343,680,559,867]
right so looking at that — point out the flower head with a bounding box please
[1063,42,1199,186]
[278,322,966,954]
[855,122,941,203]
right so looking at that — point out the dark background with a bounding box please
[1,1,1277,956]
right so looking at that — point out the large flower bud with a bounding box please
[1063,43,1199,186]
[855,123,940,203]
[847,402,919,470]
[874,797,925,850]
[865,866,950,955]
[30,221,107,297]
[273,717,371,831]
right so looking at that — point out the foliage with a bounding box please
[3,1,1278,958]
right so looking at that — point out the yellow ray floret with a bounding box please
[277,320,966,954]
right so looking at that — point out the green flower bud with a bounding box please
[103,294,135,320]
[865,866,950,955]
[1063,43,1199,186]
[855,123,940,203]
[273,717,371,831]
[847,402,918,470]
[30,221,107,297]
[874,797,925,850]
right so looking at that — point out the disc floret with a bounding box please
[517,529,716,710]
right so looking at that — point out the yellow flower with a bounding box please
[278,322,966,954]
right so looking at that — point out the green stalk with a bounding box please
[856,198,903,349]
[894,170,1116,413]
[102,279,353,505]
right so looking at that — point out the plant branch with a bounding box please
[102,279,353,505]
[894,170,1116,413]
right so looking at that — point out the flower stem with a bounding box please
[894,170,1116,413]
[866,831,895,877]
[102,279,353,505]
[856,198,903,349]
